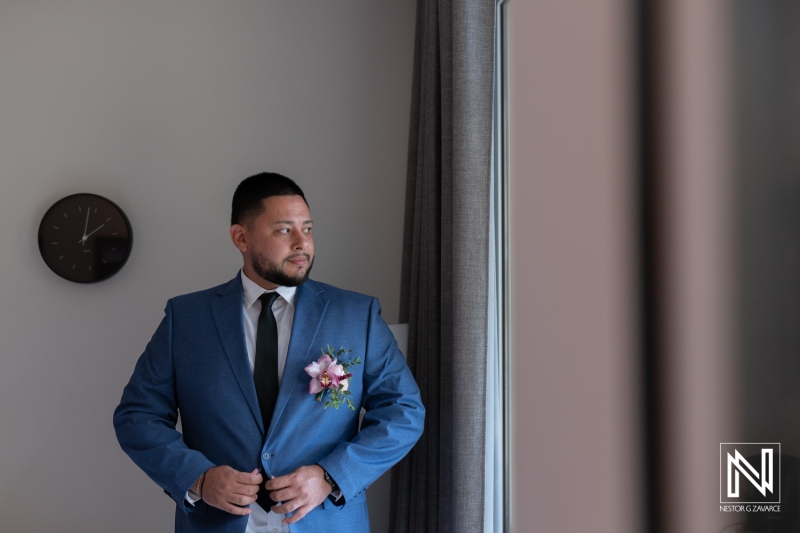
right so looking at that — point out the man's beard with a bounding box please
[250,252,313,287]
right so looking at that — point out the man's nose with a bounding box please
[291,230,308,249]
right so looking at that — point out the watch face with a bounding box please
[38,193,133,283]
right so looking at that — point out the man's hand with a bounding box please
[265,465,333,525]
[200,466,263,516]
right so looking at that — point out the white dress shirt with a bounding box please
[240,270,297,385]
[241,271,296,533]
[188,271,296,533]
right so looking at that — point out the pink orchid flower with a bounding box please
[305,354,351,394]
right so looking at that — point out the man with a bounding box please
[114,172,425,533]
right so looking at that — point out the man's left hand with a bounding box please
[265,464,333,525]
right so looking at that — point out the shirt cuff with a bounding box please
[185,490,201,506]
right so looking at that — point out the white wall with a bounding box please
[0,2,415,531]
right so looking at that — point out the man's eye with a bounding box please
[304,227,313,234]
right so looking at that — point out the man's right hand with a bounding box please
[199,466,263,515]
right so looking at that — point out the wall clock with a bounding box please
[38,193,133,283]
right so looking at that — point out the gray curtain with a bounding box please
[391,0,495,531]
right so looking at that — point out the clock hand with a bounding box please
[82,207,90,241]
[78,223,106,244]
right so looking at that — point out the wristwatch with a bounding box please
[321,467,339,492]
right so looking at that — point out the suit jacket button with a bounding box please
[262,452,271,460]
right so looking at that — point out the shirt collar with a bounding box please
[240,270,297,310]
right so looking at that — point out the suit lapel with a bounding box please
[211,275,264,432]
[270,280,329,431]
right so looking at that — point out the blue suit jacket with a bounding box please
[113,275,424,533]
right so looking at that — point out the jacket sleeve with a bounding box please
[316,298,425,504]
[113,300,215,512]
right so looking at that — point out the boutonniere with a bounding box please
[304,346,362,410]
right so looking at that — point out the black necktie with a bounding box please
[255,291,280,510]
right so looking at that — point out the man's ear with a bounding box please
[230,224,247,252]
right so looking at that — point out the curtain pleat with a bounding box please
[392,0,495,531]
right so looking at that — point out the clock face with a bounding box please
[38,193,133,283]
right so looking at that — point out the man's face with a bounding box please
[231,195,314,289]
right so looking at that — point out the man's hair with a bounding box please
[231,172,308,225]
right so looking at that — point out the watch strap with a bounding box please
[321,467,339,491]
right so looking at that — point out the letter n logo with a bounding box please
[720,443,780,504]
